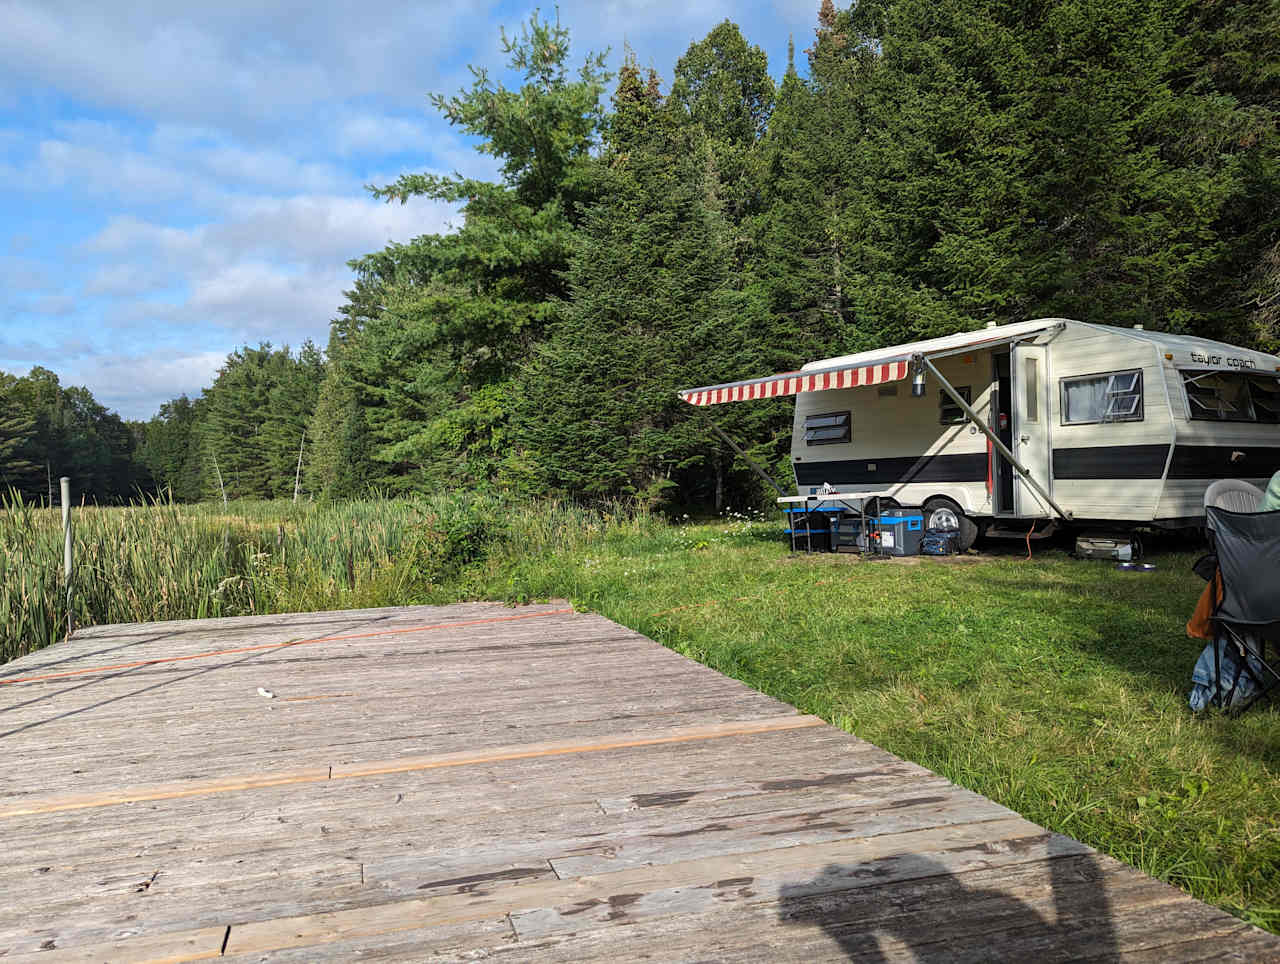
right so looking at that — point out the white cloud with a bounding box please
[0,333,100,365]
[2,331,244,418]
[83,263,167,298]
[20,125,359,210]
[84,217,206,260]
[0,254,51,291]
[0,1,492,130]
[185,262,349,336]
[213,194,456,262]
[36,137,211,206]
[336,115,432,156]
[69,349,229,418]
[83,191,455,295]
[31,294,77,316]
[76,189,457,363]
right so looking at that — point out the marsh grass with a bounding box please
[0,492,654,659]
[2,496,1276,932]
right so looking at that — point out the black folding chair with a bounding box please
[1204,506,1280,714]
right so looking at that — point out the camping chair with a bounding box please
[1202,506,1280,713]
[1204,479,1264,513]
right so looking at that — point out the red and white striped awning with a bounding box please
[679,357,911,406]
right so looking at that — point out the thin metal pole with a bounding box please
[212,453,228,507]
[690,407,788,497]
[60,476,73,639]
[293,431,306,504]
[919,355,1073,521]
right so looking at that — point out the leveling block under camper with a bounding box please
[680,317,1280,549]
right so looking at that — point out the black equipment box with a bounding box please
[921,528,960,555]
[831,507,923,555]
[873,508,924,556]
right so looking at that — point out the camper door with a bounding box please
[1010,344,1052,517]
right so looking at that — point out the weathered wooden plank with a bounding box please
[545,789,1015,879]
[218,917,515,964]
[417,853,1274,963]
[1,725,881,861]
[27,818,1061,959]
[3,601,573,661]
[0,923,227,963]
[0,714,823,818]
[214,817,1051,956]
[4,755,955,943]
[1,690,794,798]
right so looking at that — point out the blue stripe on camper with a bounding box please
[795,453,987,487]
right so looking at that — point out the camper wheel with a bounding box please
[923,497,978,552]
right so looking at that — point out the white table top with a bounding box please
[775,493,869,505]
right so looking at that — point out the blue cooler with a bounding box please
[873,508,924,556]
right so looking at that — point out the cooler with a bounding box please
[873,508,923,556]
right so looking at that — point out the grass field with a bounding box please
[3,495,1278,932]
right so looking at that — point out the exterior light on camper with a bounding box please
[911,358,927,397]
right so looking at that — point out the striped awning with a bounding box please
[678,357,911,407]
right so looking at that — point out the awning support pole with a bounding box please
[692,408,789,499]
[918,354,1073,521]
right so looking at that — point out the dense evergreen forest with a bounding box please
[0,367,144,503]
[5,1,1278,508]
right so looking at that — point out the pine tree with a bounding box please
[511,60,772,508]
[330,13,611,490]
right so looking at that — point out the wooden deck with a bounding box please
[1,602,1275,962]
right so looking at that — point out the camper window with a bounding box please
[939,387,971,424]
[804,411,851,445]
[1024,357,1039,422]
[1251,376,1280,423]
[1182,371,1280,423]
[1061,370,1144,425]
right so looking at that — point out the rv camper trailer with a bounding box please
[679,318,1280,549]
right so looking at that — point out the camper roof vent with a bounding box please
[984,321,997,329]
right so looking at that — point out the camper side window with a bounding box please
[938,387,971,424]
[1182,370,1280,423]
[1060,370,1144,425]
[1251,376,1280,423]
[804,411,851,445]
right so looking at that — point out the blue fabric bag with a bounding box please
[1189,636,1265,711]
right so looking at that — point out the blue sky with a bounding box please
[0,1,818,420]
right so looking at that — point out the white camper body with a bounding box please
[680,318,1280,536]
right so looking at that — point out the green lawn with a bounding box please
[473,517,1280,932]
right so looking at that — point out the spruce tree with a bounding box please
[511,58,772,508]
[262,341,324,498]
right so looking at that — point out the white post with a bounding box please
[60,476,73,639]
[212,453,228,507]
[293,431,305,504]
